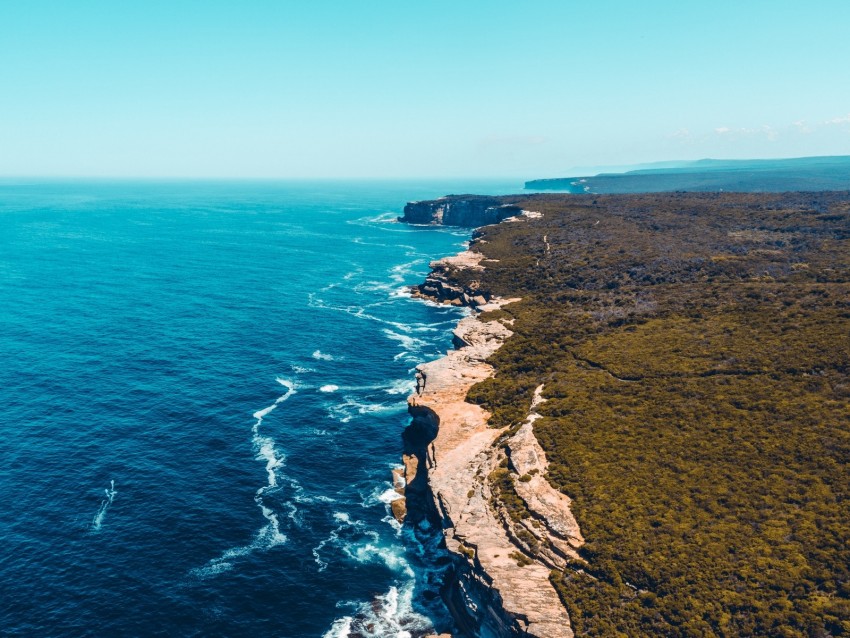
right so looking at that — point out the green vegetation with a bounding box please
[509,551,534,567]
[490,465,531,523]
[449,192,850,636]
[459,543,476,560]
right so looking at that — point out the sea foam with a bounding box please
[192,379,295,578]
[322,584,432,638]
[90,480,117,532]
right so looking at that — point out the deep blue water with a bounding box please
[0,179,522,637]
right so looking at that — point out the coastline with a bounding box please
[399,240,584,637]
[394,190,850,636]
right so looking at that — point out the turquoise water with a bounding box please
[0,179,522,637]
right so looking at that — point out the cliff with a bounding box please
[399,195,523,227]
[398,301,583,638]
[396,202,583,637]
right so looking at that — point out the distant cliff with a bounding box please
[524,178,587,192]
[525,155,850,193]
[399,195,522,227]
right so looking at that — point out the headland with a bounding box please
[400,190,850,637]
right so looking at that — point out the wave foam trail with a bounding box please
[90,480,116,532]
[382,329,427,351]
[192,380,295,578]
[383,329,430,364]
[312,511,366,572]
[321,584,433,638]
[385,379,416,395]
[328,396,406,423]
[276,377,296,391]
[311,510,413,577]
[359,211,399,224]
[307,294,439,334]
[389,260,423,284]
[251,381,296,540]
[352,259,424,296]
[312,350,336,361]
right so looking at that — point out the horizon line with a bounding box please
[0,175,535,183]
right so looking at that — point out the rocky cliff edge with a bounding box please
[399,196,523,227]
[396,256,584,637]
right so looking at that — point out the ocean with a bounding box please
[0,179,522,637]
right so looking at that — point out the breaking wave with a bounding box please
[322,584,433,638]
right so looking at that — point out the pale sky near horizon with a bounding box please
[1,0,849,179]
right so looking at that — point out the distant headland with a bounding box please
[525,154,850,193]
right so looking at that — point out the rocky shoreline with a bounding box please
[396,221,584,637]
[398,190,850,637]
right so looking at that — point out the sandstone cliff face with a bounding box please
[393,207,584,637]
[397,303,583,638]
[399,196,522,227]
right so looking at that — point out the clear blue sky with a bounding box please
[2,0,849,178]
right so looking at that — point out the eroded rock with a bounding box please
[401,303,578,638]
